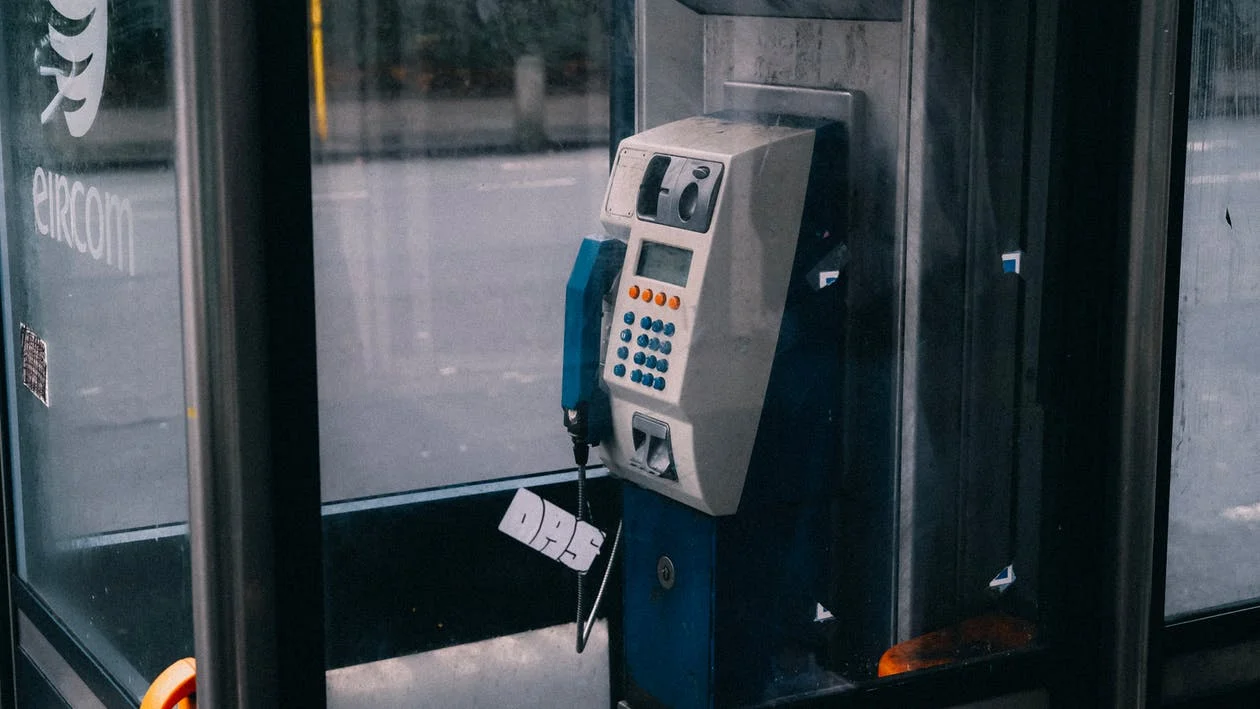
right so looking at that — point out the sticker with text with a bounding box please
[498,488,606,573]
[20,324,49,406]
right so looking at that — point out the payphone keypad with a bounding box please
[611,283,679,392]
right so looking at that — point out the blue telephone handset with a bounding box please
[562,235,626,453]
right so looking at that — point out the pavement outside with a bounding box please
[59,93,610,165]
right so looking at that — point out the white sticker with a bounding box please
[989,564,1016,592]
[561,522,606,573]
[1001,250,1023,275]
[814,603,835,622]
[529,498,577,558]
[499,488,606,573]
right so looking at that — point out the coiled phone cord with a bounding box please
[574,445,624,653]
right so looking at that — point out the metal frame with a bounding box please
[1107,0,1187,703]
[171,0,325,705]
[11,582,133,708]
[0,6,17,704]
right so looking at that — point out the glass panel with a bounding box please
[313,0,610,498]
[0,0,191,698]
[1166,0,1260,618]
[312,0,613,706]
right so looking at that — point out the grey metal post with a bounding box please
[171,0,325,705]
[1111,0,1186,705]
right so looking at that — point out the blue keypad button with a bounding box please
[642,373,655,387]
[637,334,649,347]
[620,329,632,342]
[652,319,664,333]
[645,355,658,369]
[623,312,635,325]
[649,338,660,351]
[617,347,629,360]
[631,369,643,383]
[613,364,626,377]
[660,341,672,355]
[663,323,675,336]
[654,377,666,391]
[640,316,653,330]
[656,359,668,373]
[634,352,646,365]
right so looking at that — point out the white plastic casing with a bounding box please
[597,115,816,515]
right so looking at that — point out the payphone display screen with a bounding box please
[636,242,693,287]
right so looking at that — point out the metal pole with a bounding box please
[1112,0,1186,705]
[172,0,325,704]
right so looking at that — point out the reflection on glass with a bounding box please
[0,0,191,698]
[313,0,610,499]
[312,1,616,706]
[1167,0,1260,617]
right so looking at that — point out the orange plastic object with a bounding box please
[628,285,640,299]
[641,288,654,302]
[668,296,681,310]
[654,292,667,306]
[141,657,197,709]
[877,613,1035,677]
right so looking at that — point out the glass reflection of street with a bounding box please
[313,147,611,500]
[1168,116,1260,617]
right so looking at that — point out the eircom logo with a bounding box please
[38,0,108,138]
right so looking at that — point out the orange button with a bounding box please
[668,296,681,310]
[655,292,666,306]
[641,288,653,302]
[628,285,640,299]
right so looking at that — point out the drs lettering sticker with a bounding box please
[498,488,606,573]
[20,324,49,406]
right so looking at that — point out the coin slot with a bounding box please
[678,182,699,222]
[630,412,677,480]
[636,155,673,220]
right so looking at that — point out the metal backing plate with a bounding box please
[722,81,858,125]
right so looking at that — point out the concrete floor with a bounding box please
[327,622,609,709]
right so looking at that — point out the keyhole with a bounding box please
[657,556,676,590]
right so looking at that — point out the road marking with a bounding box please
[500,159,589,171]
[477,177,578,192]
[313,190,369,202]
[1222,502,1260,522]
[1188,170,1260,185]
[1187,139,1238,152]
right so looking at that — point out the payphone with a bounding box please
[551,0,1051,701]
[569,111,848,513]
[563,104,854,706]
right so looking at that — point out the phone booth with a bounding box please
[2,0,1259,707]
